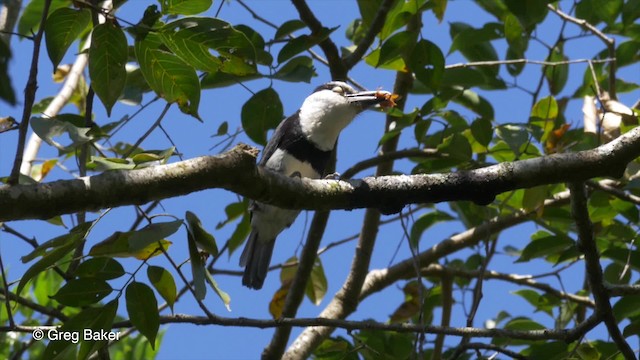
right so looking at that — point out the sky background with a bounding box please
[2,0,639,359]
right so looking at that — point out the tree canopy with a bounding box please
[1,0,640,359]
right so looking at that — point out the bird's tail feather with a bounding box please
[240,230,275,290]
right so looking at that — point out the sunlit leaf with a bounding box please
[45,8,91,71]
[134,33,201,119]
[147,266,177,312]
[305,257,328,305]
[204,268,231,311]
[160,0,212,15]
[89,21,128,116]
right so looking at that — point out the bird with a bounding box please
[239,81,396,289]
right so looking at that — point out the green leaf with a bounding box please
[131,147,175,165]
[272,56,316,83]
[495,124,529,155]
[147,266,177,312]
[531,95,558,120]
[185,211,218,256]
[544,47,568,95]
[235,24,272,66]
[227,213,252,256]
[89,221,181,258]
[31,115,92,151]
[613,295,640,321]
[126,282,160,349]
[18,0,71,36]
[134,33,201,119]
[277,27,337,64]
[75,257,125,280]
[21,222,91,263]
[45,8,91,71]
[407,39,444,91]
[305,257,328,305]
[504,0,549,30]
[204,269,232,311]
[161,0,212,15]
[517,233,574,262]
[89,156,136,171]
[0,40,16,105]
[470,118,493,146]
[43,300,118,360]
[51,278,112,307]
[410,210,455,248]
[89,22,128,116]
[449,22,501,76]
[503,317,545,331]
[76,300,119,360]
[522,185,547,211]
[188,230,206,300]
[216,200,249,229]
[437,133,472,162]
[275,19,306,40]
[576,342,601,360]
[377,31,414,68]
[17,239,77,295]
[241,88,283,145]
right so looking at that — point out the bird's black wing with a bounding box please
[260,111,332,175]
[258,111,302,166]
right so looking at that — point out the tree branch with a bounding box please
[422,264,594,307]
[568,182,635,359]
[8,0,51,185]
[3,125,640,222]
[359,190,572,299]
[284,15,420,359]
[290,0,347,79]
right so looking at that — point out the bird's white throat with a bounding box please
[298,91,360,151]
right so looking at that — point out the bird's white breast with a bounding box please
[265,148,321,179]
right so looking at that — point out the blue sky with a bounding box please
[2,0,639,359]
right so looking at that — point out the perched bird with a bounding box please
[239,81,396,289]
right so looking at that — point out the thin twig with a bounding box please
[0,251,14,327]
[8,0,52,185]
[547,4,616,98]
[445,57,615,70]
[122,103,172,159]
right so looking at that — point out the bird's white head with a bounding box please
[298,81,392,151]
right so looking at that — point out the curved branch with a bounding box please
[290,0,347,79]
[3,126,640,222]
[359,190,572,299]
[421,264,594,307]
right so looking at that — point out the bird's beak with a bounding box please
[346,90,398,111]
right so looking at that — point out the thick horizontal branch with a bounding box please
[2,127,640,222]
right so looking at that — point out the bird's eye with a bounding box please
[332,86,344,94]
